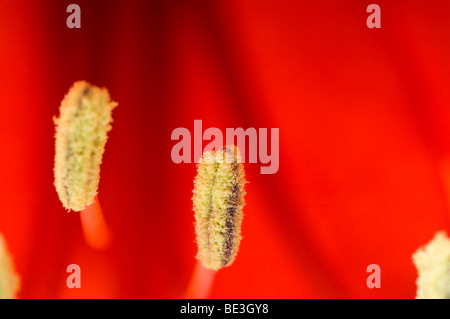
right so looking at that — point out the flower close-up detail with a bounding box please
[0,0,450,299]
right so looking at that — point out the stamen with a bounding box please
[54,81,117,249]
[413,231,450,298]
[0,233,20,299]
[192,145,247,271]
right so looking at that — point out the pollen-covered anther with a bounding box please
[413,231,450,299]
[0,234,20,299]
[192,145,246,271]
[53,81,117,212]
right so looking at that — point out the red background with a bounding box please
[0,0,450,298]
